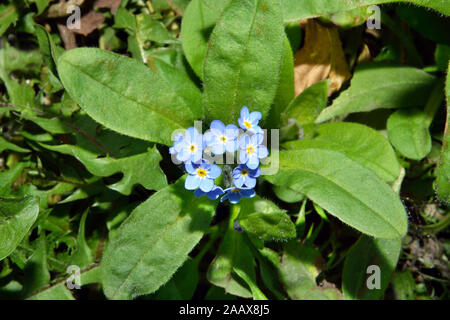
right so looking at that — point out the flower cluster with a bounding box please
[170,107,268,204]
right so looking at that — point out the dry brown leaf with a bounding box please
[94,0,122,14]
[57,24,77,49]
[357,43,372,65]
[71,11,105,36]
[294,19,351,97]
[47,0,85,18]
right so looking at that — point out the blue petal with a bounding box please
[185,127,197,143]
[174,140,186,152]
[250,167,261,178]
[238,118,247,131]
[240,106,249,118]
[247,155,259,169]
[241,188,256,198]
[249,111,262,123]
[255,132,264,145]
[194,189,205,198]
[203,131,215,146]
[234,175,245,188]
[229,192,242,204]
[212,144,226,155]
[211,120,225,132]
[207,186,224,200]
[248,125,263,136]
[257,145,269,159]
[239,135,250,149]
[239,150,248,165]
[200,178,214,192]
[185,162,197,174]
[208,164,222,179]
[225,140,238,153]
[192,150,203,164]
[225,124,239,138]
[232,166,242,177]
[244,177,256,188]
[185,175,201,190]
[250,134,260,146]
[176,147,190,162]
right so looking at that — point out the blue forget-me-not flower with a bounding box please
[220,188,256,204]
[238,106,263,135]
[239,133,269,170]
[204,120,239,155]
[171,107,268,204]
[194,185,225,200]
[185,161,221,192]
[232,164,261,189]
[174,127,204,164]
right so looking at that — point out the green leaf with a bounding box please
[437,63,450,203]
[35,113,167,195]
[27,265,101,300]
[391,270,416,300]
[202,0,285,123]
[69,209,93,268]
[27,284,74,300]
[39,142,167,195]
[23,237,51,295]
[283,122,402,182]
[435,45,450,72]
[0,196,39,261]
[0,45,42,75]
[282,1,450,22]
[396,6,450,46]
[278,241,342,300]
[233,266,268,300]
[281,80,329,126]
[31,0,51,15]
[342,236,401,300]
[101,177,216,299]
[152,258,199,300]
[0,136,29,153]
[238,197,296,241]
[207,207,254,298]
[265,149,408,239]
[135,13,173,45]
[386,76,444,162]
[181,0,230,77]
[272,185,304,203]
[0,74,37,108]
[35,24,62,80]
[316,63,436,123]
[0,3,19,36]
[57,48,201,145]
[266,36,295,129]
[387,108,432,160]
[0,162,27,196]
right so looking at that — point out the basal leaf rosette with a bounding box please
[170,106,269,204]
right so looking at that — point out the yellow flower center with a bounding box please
[232,189,241,193]
[243,120,252,129]
[246,145,255,155]
[219,135,227,143]
[189,144,197,153]
[241,169,249,176]
[196,168,207,178]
